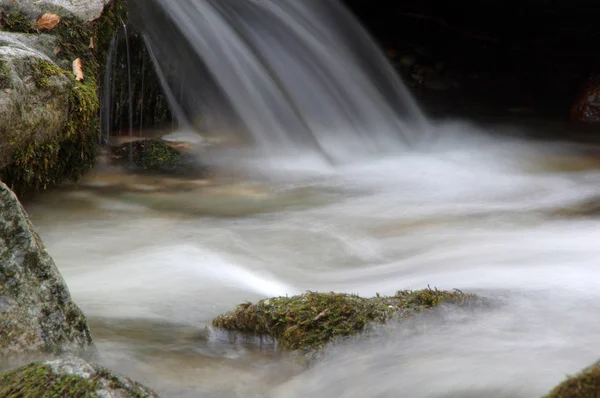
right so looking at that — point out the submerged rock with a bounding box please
[0,356,160,397]
[544,361,600,397]
[111,139,181,171]
[0,181,93,357]
[212,288,479,351]
[111,139,204,175]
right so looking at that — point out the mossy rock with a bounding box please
[544,361,600,398]
[212,288,479,351]
[0,356,160,398]
[0,0,128,197]
[111,139,186,173]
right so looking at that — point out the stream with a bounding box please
[22,119,600,397]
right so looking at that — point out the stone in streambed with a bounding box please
[212,288,480,351]
[0,181,93,357]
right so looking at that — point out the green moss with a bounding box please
[113,139,182,171]
[29,59,65,89]
[0,9,34,33]
[0,60,10,89]
[51,0,127,79]
[212,288,478,351]
[0,362,100,397]
[544,362,600,398]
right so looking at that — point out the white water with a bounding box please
[25,120,600,397]
[129,0,427,163]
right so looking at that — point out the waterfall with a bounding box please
[129,0,428,163]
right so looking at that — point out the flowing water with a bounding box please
[24,121,600,397]
[18,0,600,396]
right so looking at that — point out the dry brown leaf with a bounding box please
[36,13,61,30]
[89,36,95,49]
[72,58,84,82]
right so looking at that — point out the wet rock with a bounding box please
[544,360,600,397]
[0,356,160,397]
[212,288,480,351]
[570,74,600,123]
[0,181,93,357]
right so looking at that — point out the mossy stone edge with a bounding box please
[544,361,600,398]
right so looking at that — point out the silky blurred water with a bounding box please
[23,119,600,397]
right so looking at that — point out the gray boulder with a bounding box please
[0,181,93,357]
[0,0,111,24]
[0,356,160,397]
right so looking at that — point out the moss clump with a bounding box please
[0,362,99,397]
[112,139,182,172]
[544,362,600,398]
[212,288,477,351]
[29,58,65,89]
[0,359,160,398]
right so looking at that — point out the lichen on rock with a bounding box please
[212,288,479,351]
[0,181,93,357]
[0,356,160,398]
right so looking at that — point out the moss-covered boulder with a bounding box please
[0,181,93,357]
[0,356,160,397]
[0,0,126,196]
[212,288,478,351]
[544,361,600,398]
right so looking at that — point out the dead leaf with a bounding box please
[72,58,84,81]
[89,36,95,49]
[36,13,61,30]
[313,308,330,321]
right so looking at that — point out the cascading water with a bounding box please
[129,0,428,163]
